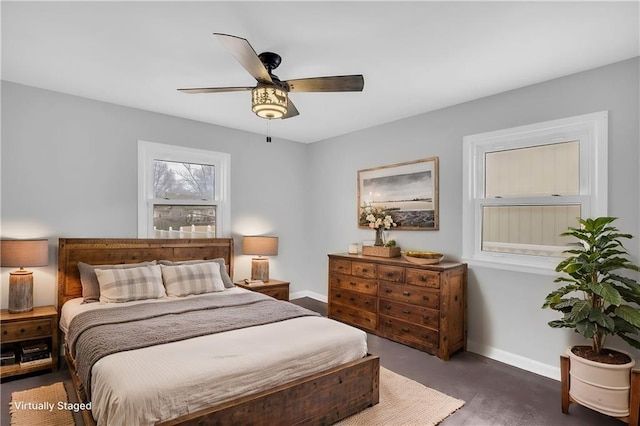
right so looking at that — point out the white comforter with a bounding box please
[61,289,368,426]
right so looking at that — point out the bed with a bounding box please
[57,238,379,426]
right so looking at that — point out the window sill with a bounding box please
[462,255,559,276]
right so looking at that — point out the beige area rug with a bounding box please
[10,382,75,426]
[8,369,463,426]
[336,367,465,426]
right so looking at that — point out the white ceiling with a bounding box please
[2,1,638,143]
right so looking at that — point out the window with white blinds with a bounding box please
[462,112,608,274]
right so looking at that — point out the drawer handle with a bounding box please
[385,289,392,293]
[385,304,391,310]
[401,327,410,333]
[349,282,357,286]
[385,322,392,327]
[348,312,355,317]
[37,326,42,330]
[402,309,411,314]
[365,318,371,322]
[423,296,429,301]
[386,272,394,277]
[2,330,7,335]
[20,328,25,333]
[422,334,430,340]
[423,315,430,321]
[402,291,410,296]
[349,297,355,302]
[362,268,369,273]
[336,292,342,298]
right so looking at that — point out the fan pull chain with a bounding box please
[266,120,272,143]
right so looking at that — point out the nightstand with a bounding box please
[0,305,59,378]
[235,279,290,301]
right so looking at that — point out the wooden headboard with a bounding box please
[57,238,234,314]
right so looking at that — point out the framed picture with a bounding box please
[358,157,439,230]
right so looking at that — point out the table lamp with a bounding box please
[242,236,278,282]
[1,239,49,313]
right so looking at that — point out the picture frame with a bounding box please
[358,157,439,230]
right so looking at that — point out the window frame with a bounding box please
[462,111,608,274]
[137,140,231,238]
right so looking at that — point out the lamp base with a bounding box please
[251,258,270,282]
[8,270,33,314]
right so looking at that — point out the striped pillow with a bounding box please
[95,265,166,303]
[160,262,225,297]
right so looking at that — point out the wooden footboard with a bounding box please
[161,354,379,426]
[67,350,379,426]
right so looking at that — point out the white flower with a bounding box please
[360,204,397,230]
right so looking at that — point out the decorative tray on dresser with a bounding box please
[328,253,467,360]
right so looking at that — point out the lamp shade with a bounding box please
[1,239,49,268]
[251,85,288,119]
[242,236,278,256]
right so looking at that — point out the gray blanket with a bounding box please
[67,292,319,399]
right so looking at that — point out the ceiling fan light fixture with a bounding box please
[251,85,288,119]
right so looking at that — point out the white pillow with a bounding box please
[95,264,166,303]
[160,262,225,297]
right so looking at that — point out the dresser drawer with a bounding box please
[377,265,405,283]
[378,282,439,309]
[1,319,53,342]
[330,287,377,313]
[329,274,378,296]
[406,268,440,288]
[330,304,377,331]
[330,259,352,275]
[379,315,439,348]
[352,262,376,279]
[378,299,439,329]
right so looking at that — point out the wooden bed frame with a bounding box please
[57,238,379,426]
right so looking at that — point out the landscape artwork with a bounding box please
[358,157,439,230]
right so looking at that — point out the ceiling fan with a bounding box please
[178,33,364,120]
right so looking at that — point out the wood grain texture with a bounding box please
[0,306,58,378]
[58,238,379,426]
[57,238,234,314]
[328,253,467,360]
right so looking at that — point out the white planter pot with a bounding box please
[568,346,636,417]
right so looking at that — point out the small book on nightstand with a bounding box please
[243,279,264,286]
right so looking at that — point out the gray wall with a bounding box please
[1,57,638,379]
[1,81,310,306]
[307,57,640,378]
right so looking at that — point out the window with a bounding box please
[462,111,608,274]
[138,141,230,238]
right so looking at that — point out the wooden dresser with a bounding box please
[328,253,467,360]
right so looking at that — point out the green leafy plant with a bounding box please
[542,217,640,355]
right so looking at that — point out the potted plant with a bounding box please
[543,217,640,418]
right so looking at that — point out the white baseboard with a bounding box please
[290,290,327,303]
[467,340,560,381]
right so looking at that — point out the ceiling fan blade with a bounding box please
[213,33,273,84]
[178,87,253,94]
[286,75,364,92]
[282,99,300,119]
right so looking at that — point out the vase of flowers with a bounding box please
[360,205,397,246]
